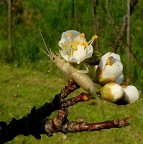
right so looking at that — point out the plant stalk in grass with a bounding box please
[126,0,131,84]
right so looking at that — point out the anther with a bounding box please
[92,35,98,40]
[84,42,88,47]
[79,42,84,46]
[106,56,113,65]
[80,33,85,38]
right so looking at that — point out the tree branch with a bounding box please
[114,15,128,53]
[103,0,117,38]
[109,0,138,53]
[0,80,131,144]
[44,109,131,135]
[0,80,79,143]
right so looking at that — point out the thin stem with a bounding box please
[92,0,99,51]
[126,0,131,84]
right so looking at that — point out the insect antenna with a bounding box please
[49,48,56,56]
[39,28,50,57]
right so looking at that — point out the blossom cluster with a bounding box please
[58,30,139,105]
[96,52,139,104]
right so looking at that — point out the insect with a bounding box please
[40,30,96,95]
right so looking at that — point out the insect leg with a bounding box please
[77,66,89,74]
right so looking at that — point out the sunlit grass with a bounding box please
[0,63,143,144]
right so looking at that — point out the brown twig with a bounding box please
[103,0,117,38]
[0,80,131,144]
[62,118,130,133]
[60,80,80,100]
[44,109,69,136]
[44,109,131,135]
[61,93,90,108]
[114,15,128,53]
[113,0,138,53]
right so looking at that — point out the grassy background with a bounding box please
[0,0,143,143]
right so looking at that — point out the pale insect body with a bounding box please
[71,71,96,94]
[40,30,96,94]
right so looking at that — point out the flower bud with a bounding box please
[121,85,139,104]
[100,82,124,102]
[96,52,124,84]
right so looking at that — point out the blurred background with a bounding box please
[0,0,143,143]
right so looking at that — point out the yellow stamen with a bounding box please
[106,56,113,65]
[80,33,85,38]
[71,44,77,50]
[92,35,98,40]
[79,42,84,46]
[67,33,72,37]
[84,42,88,47]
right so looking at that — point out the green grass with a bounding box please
[0,0,143,143]
[0,63,143,144]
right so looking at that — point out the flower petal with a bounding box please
[116,73,124,84]
[122,85,139,104]
[86,45,93,58]
[60,50,69,62]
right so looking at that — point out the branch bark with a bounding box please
[45,109,131,135]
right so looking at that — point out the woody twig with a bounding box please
[44,109,131,135]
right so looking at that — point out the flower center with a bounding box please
[71,43,78,50]
[106,56,114,66]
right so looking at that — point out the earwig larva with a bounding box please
[40,30,96,94]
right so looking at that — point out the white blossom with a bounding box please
[59,30,98,64]
[96,52,124,84]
